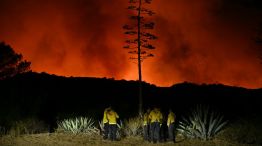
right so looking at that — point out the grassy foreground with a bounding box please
[0,133,259,146]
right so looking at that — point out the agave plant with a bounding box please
[123,116,143,136]
[177,105,228,140]
[117,120,124,139]
[57,117,99,135]
[98,120,105,134]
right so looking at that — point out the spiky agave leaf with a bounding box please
[208,113,228,139]
[98,120,104,132]
[123,116,143,137]
[57,117,98,135]
[177,105,227,140]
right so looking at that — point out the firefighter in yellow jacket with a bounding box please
[102,107,111,139]
[167,109,176,142]
[106,108,119,141]
[143,108,151,141]
[148,107,163,143]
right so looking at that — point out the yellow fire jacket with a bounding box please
[149,108,163,123]
[102,107,111,123]
[167,111,176,126]
[107,110,119,124]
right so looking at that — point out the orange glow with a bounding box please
[0,0,261,88]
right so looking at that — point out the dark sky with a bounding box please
[0,0,262,88]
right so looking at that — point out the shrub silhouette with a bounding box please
[0,42,31,79]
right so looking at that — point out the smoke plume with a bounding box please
[0,0,261,88]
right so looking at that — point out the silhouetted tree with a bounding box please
[0,42,31,79]
[123,0,157,115]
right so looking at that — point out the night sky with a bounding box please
[0,0,262,88]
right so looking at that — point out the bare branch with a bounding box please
[143,22,155,29]
[124,46,137,49]
[127,5,138,10]
[140,54,154,61]
[141,32,157,40]
[125,31,137,35]
[142,44,155,49]
[141,8,155,16]
[123,45,130,49]
[128,51,138,54]
[125,39,138,44]
[147,53,154,57]
[141,51,147,54]
[129,15,144,20]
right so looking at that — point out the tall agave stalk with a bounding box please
[178,105,228,140]
[57,117,99,135]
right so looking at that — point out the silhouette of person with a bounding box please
[167,109,176,142]
[148,107,163,143]
[106,107,119,141]
[102,106,111,139]
[143,108,151,141]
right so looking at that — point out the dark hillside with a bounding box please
[0,72,261,129]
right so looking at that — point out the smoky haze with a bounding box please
[0,0,261,88]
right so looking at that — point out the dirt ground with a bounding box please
[0,133,259,146]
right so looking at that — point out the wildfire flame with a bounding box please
[0,0,261,88]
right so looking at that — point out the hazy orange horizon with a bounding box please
[0,0,262,89]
